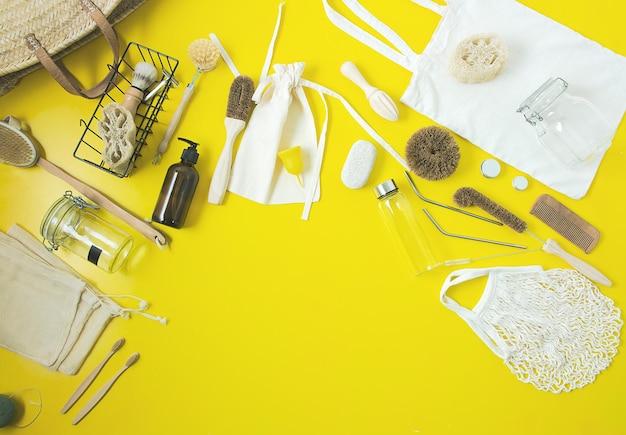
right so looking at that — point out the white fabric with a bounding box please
[322,0,626,199]
[0,225,124,375]
[440,266,623,393]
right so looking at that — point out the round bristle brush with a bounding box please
[121,62,158,116]
[452,186,611,286]
[153,38,221,164]
[208,75,255,205]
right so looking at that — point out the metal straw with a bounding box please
[404,171,503,226]
[423,208,527,249]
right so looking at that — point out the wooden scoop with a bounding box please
[341,61,399,121]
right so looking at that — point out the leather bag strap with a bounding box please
[24,0,120,99]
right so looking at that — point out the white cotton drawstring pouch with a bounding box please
[226,3,407,220]
[228,62,321,208]
[322,0,626,199]
[0,224,164,375]
[440,266,623,393]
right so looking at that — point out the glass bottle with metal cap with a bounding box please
[517,77,613,167]
[374,179,438,276]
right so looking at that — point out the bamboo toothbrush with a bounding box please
[452,187,612,286]
[72,352,140,425]
[61,338,125,414]
[153,38,220,164]
[208,75,255,204]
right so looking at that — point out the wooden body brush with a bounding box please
[208,75,255,204]
[0,116,167,247]
[453,186,611,286]
[153,38,220,164]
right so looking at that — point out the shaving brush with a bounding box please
[121,61,158,115]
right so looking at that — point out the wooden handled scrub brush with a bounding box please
[452,186,611,286]
[0,116,167,247]
[153,38,220,164]
[208,75,255,204]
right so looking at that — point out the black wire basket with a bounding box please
[74,42,179,177]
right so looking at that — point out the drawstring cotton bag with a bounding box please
[440,266,623,393]
[228,62,322,208]
[322,0,626,199]
[0,224,163,375]
[226,3,407,220]
[0,225,123,375]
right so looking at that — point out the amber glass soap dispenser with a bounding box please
[152,138,200,228]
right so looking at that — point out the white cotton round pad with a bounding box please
[341,140,377,189]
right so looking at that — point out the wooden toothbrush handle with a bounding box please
[543,238,612,286]
[72,367,126,424]
[61,353,111,414]
[37,157,167,246]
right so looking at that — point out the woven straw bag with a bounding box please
[0,0,147,98]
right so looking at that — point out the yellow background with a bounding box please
[1,0,625,433]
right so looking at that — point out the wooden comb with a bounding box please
[530,194,600,254]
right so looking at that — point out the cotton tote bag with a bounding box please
[323,0,626,199]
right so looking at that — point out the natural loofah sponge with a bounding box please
[449,33,508,83]
[98,102,136,172]
[405,126,460,181]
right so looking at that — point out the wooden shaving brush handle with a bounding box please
[121,87,144,116]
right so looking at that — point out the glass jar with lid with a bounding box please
[40,191,133,272]
[517,77,613,168]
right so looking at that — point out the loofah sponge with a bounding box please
[98,102,136,171]
[405,126,460,181]
[449,33,508,83]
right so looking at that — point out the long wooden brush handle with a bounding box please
[156,85,194,159]
[543,238,612,286]
[37,158,167,246]
[208,117,245,205]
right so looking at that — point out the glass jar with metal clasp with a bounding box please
[517,77,613,168]
[40,191,133,273]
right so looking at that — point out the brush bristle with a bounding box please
[226,75,255,121]
[453,187,528,233]
[405,126,460,181]
[188,38,221,72]
[132,62,158,91]
[0,122,38,167]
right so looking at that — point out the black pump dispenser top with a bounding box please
[178,137,199,164]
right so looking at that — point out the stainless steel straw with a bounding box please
[423,208,526,249]
[404,171,502,226]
